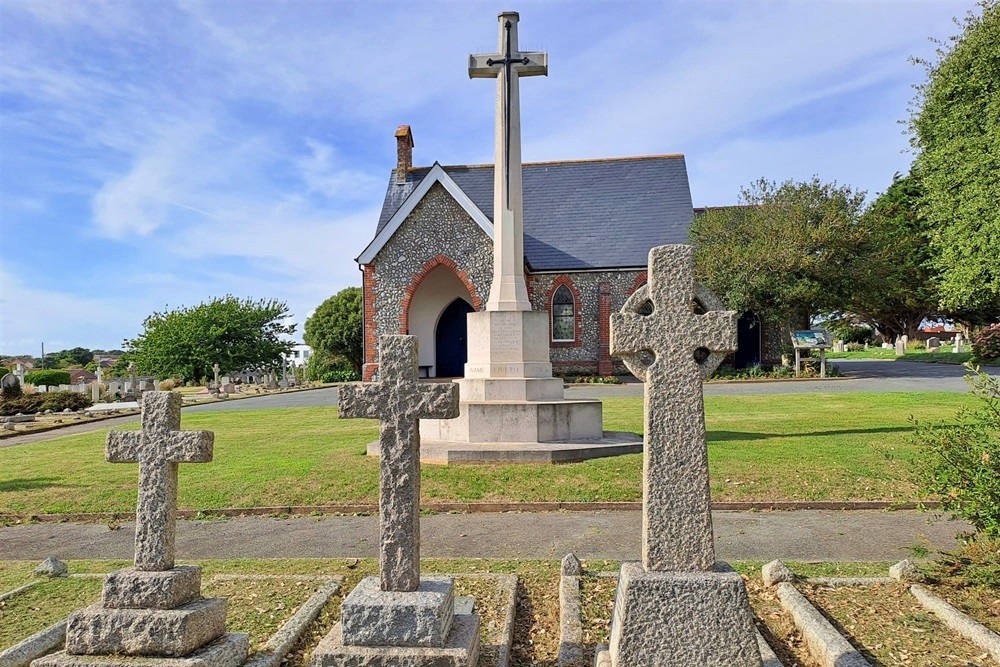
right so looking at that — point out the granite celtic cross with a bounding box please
[339,335,459,591]
[610,245,737,572]
[469,11,547,312]
[105,391,213,571]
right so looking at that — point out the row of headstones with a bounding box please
[34,245,765,667]
[831,333,964,354]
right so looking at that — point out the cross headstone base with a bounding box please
[603,562,763,666]
[311,576,479,666]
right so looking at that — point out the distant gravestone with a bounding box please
[14,362,25,387]
[604,245,761,666]
[954,332,964,353]
[926,336,941,351]
[212,363,221,389]
[1,373,18,391]
[33,392,248,667]
[895,336,907,356]
[311,335,478,665]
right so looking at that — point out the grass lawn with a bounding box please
[0,392,969,515]
[826,347,899,360]
[827,346,998,366]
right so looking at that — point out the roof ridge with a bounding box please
[408,153,685,172]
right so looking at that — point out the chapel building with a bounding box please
[357,126,772,381]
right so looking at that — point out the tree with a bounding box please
[845,173,940,340]
[25,369,71,386]
[690,177,867,330]
[909,1,1000,316]
[304,287,363,376]
[52,347,95,368]
[122,296,295,381]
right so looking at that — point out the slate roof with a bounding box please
[373,155,694,271]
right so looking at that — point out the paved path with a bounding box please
[0,510,969,563]
[2,360,992,449]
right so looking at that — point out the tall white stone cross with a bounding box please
[610,245,737,572]
[105,392,213,571]
[339,335,459,591]
[470,12,547,312]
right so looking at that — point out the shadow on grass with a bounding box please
[0,477,73,493]
[709,426,913,442]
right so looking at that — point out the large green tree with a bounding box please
[304,287,363,376]
[690,177,867,330]
[123,296,294,381]
[910,1,1000,316]
[846,173,940,340]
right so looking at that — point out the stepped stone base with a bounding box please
[65,598,227,657]
[311,615,480,667]
[606,562,762,667]
[32,634,248,667]
[102,566,201,609]
[399,431,643,464]
[341,577,454,648]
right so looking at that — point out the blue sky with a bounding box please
[0,0,972,355]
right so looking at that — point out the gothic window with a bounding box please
[551,284,575,342]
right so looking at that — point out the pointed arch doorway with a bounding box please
[435,298,474,377]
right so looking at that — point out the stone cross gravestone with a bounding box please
[14,362,25,387]
[954,332,964,353]
[32,392,248,667]
[127,361,139,398]
[91,365,103,403]
[311,335,479,666]
[212,363,220,389]
[601,245,762,666]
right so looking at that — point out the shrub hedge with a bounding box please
[0,391,92,416]
[24,369,71,387]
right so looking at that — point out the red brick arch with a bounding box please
[629,271,648,296]
[546,275,583,347]
[400,255,482,333]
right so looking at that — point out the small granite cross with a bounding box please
[611,245,737,572]
[106,392,213,571]
[339,335,459,591]
[212,363,220,388]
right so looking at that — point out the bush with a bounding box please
[573,376,623,384]
[845,342,866,352]
[320,369,359,383]
[0,391,93,416]
[912,366,1000,537]
[24,369,71,387]
[159,379,176,391]
[972,324,1000,360]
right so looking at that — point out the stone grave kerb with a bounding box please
[105,391,213,571]
[610,244,737,572]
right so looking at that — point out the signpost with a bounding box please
[791,329,831,378]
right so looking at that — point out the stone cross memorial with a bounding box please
[311,335,480,666]
[32,392,247,667]
[601,245,762,666]
[212,363,220,389]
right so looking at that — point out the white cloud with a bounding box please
[299,140,383,199]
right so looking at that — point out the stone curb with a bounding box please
[909,584,1000,661]
[0,500,941,524]
[756,631,783,667]
[557,570,583,666]
[0,619,66,667]
[802,577,894,588]
[775,582,871,667]
[494,574,518,667]
[242,578,342,667]
[0,579,41,602]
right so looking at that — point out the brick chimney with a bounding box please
[395,125,413,184]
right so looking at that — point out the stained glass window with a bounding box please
[552,285,575,341]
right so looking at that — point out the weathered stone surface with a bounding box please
[311,614,479,667]
[610,245,737,572]
[775,582,870,667]
[1,618,66,667]
[761,560,796,587]
[31,633,248,667]
[607,562,761,666]
[65,598,226,657]
[35,557,68,577]
[560,553,581,576]
[102,566,201,609]
[105,392,213,572]
[339,336,459,592]
[889,559,917,581]
[340,576,454,648]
